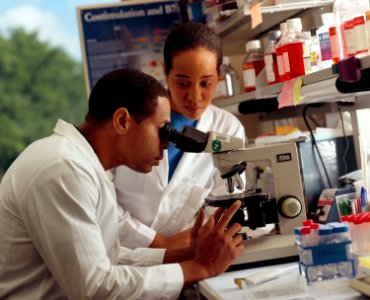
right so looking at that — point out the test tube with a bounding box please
[310,223,320,246]
[363,214,370,253]
[319,226,337,279]
[354,217,367,255]
[300,227,313,265]
[346,215,357,253]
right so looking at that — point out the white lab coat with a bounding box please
[115,105,246,248]
[0,119,183,300]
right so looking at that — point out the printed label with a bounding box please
[212,140,222,152]
[319,32,332,61]
[276,153,292,163]
[264,54,276,83]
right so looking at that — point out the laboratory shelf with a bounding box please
[213,55,370,113]
[212,0,334,55]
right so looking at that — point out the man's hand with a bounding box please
[180,200,245,287]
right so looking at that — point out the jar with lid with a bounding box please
[242,40,266,92]
[216,56,241,99]
[264,30,281,85]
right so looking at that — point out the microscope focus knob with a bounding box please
[277,195,302,218]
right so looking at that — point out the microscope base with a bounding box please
[233,234,298,266]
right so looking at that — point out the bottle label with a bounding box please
[344,20,355,56]
[353,15,368,55]
[319,32,332,61]
[303,41,311,74]
[276,52,285,77]
[242,60,266,92]
[282,48,290,74]
[366,15,370,50]
[243,62,256,91]
[310,51,318,68]
[329,26,340,62]
[264,54,276,83]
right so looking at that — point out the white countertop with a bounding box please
[198,262,368,300]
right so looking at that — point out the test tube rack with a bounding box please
[298,241,356,285]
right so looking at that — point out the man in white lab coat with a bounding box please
[0,68,244,299]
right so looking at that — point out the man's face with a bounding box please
[124,96,170,173]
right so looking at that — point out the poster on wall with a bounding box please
[77,0,180,94]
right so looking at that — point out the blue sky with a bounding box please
[0,0,118,61]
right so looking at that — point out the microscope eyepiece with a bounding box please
[158,122,177,141]
[158,122,208,153]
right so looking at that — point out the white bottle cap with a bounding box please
[246,40,261,52]
[223,56,230,65]
[286,18,302,31]
[280,22,287,34]
[321,12,334,26]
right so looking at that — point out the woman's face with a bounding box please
[165,47,218,120]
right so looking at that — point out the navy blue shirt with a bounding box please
[168,112,197,182]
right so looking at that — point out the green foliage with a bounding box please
[0,28,87,173]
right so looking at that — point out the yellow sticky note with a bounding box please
[293,77,303,105]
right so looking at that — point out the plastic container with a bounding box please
[332,0,370,59]
[353,0,370,57]
[318,12,335,69]
[282,18,311,79]
[216,56,240,99]
[332,0,355,59]
[242,40,266,92]
[264,30,281,85]
[275,22,288,82]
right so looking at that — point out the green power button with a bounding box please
[212,140,222,152]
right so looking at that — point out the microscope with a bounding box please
[159,123,307,266]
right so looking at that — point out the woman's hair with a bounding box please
[163,22,223,74]
[86,68,168,123]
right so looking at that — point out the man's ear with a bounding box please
[162,63,169,82]
[113,107,130,134]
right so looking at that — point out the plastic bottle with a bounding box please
[332,0,354,60]
[353,0,370,57]
[318,13,335,69]
[264,30,281,85]
[283,18,311,79]
[275,22,288,82]
[309,27,321,72]
[366,11,370,52]
[242,40,266,92]
[216,56,240,99]
[329,16,341,63]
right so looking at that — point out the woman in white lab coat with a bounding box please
[114,22,246,249]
